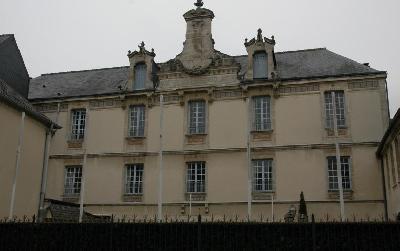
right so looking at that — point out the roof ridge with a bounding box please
[275,48,327,54]
[232,48,327,58]
[40,65,129,76]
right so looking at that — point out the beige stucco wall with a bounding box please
[37,76,389,220]
[0,102,47,218]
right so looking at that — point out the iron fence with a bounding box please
[0,215,400,250]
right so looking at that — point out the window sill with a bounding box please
[252,191,274,201]
[67,139,83,149]
[125,137,145,145]
[62,194,80,202]
[186,134,207,145]
[251,130,273,141]
[185,193,207,201]
[328,190,353,199]
[325,128,348,137]
[122,194,143,202]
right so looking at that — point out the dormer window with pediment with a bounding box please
[244,29,277,81]
[127,41,157,91]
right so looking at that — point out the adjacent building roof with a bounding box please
[0,78,61,129]
[29,48,385,100]
[377,108,400,156]
[43,199,106,223]
[0,34,30,98]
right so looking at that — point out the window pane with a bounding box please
[128,105,145,137]
[71,109,86,140]
[253,52,268,79]
[125,164,144,195]
[252,159,273,192]
[186,162,206,193]
[324,91,345,129]
[188,101,206,134]
[134,64,146,90]
[253,96,271,131]
[327,156,351,191]
[64,166,82,195]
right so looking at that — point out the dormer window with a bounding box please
[253,52,268,79]
[134,63,147,90]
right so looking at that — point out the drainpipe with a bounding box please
[9,112,25,220]
[38,103,60,222]
[38,124,53,222]
[380,156,389,221]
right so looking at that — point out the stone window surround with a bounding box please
[326,156,352,192]
[247,88,275,142]
[183,91,211,146]
[124,97,149,145]
[66,103,88,149]
[122,163,144,203]
[320,84,351,139]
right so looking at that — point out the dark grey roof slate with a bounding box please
[29,48,385,100]
[0,78,60,128]
[236,48,382,80]
[29,66,129,100]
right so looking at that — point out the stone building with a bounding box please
[377,108,400,220]
[0,34,60,219]
[28,2,390,220]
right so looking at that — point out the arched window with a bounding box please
[134,63,147,90]
[253,52,268,79]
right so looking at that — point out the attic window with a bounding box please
[134,63,146,90]
[253,52,268,79]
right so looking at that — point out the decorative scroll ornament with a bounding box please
[194,0,204,8]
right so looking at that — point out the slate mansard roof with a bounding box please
[29,48,385,100]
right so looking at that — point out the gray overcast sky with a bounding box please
[1,0,399,116]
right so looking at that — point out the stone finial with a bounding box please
[138,41,145,51]
[257,28,263,42]
[194,0,204,8]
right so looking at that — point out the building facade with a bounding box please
[0,34,60,219]
[28,2,390,221]
[377,108,400,220]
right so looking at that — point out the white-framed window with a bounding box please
[188,100,206,134]
[134,63,146,90]
[64,166,82,196]
[327,156,352,191]
[395,137,400,181]
[186,162,206,193]
[253,159,273,192]
[253,51,268,79]
[128,105,145,137]
[125,164,144,195]
[71,109,86,140]
[253,96,271,131]
[324,91,346,129]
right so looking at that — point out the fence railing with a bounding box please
[1,215,400,250]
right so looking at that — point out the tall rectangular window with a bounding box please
[64,166,82,196]
[188,100,206,134]
[324,91,345,129]
[125,164,144,195]
[253,52,268,79]
[253,96,271,131]
[71,109,86,140]
[128,105,145,137]
[134,63,146,90]
[186,162,206,193]
[395,138,400,181]
[389,146,397,185]
[253,159,273,192]
[327,156,351,191]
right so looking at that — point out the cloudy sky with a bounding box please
[1,0,399,116]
